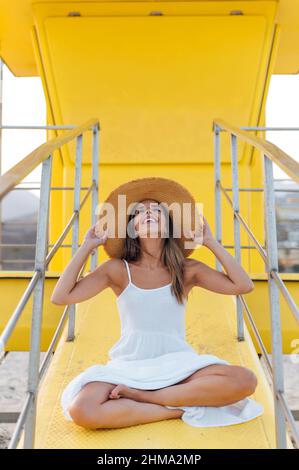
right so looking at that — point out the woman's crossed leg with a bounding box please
[67,381,183,430]
[67,364,257,429]
[108,364,258,408]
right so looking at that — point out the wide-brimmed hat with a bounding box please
[96,176,201,259]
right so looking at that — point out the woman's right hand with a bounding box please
[83,223,108,251]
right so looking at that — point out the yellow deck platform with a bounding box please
[18,286,293,449]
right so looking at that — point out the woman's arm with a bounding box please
[189,215,254,295]
[192,240,254,295]
[50,224,109,305]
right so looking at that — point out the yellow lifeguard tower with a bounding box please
[0,0,298,449]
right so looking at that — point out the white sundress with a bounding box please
[60,258,264,427]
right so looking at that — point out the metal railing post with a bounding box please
[263,154,287,448]
[231,134,244,341]
[23,154,52,448]
[214,123,222,272]
[90,123,100,271]
[67,134,83,341]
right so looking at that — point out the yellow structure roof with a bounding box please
[1,1,299,76]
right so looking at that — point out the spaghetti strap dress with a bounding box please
[60,259,264,427]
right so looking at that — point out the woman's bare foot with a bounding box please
[109,384,143,401]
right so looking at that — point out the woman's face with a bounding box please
[131,198,168,240]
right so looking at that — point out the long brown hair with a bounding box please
[123,201,187,304]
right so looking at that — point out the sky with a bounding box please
[1,62,299,197]
[2,63,46,196]
[265,73,299,179]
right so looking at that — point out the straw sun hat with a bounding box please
[96,176,202,259]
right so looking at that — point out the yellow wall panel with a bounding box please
[43,15,268,165]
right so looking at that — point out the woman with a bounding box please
[51,177,263,430]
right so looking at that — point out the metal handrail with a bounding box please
[0,119,100,449]
[0,183,95,360]
[214,119,299,183]
[238,295,273,376]
[213,120,299,449]
[223,187,299,192]
[3,186,90,190]
[0,119,98,200]
[38,259,88,382]
[220,183,299,324]
[238,294,299,448]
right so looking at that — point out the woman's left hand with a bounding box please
[201,215,215,246]
[189,214,214,247]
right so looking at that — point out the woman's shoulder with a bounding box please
[181,257,195,285]
[104,258,125,274]
[182,257,206,286]
[183,257,205,269]
[103,258,127,289]
[183,257,200,271]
